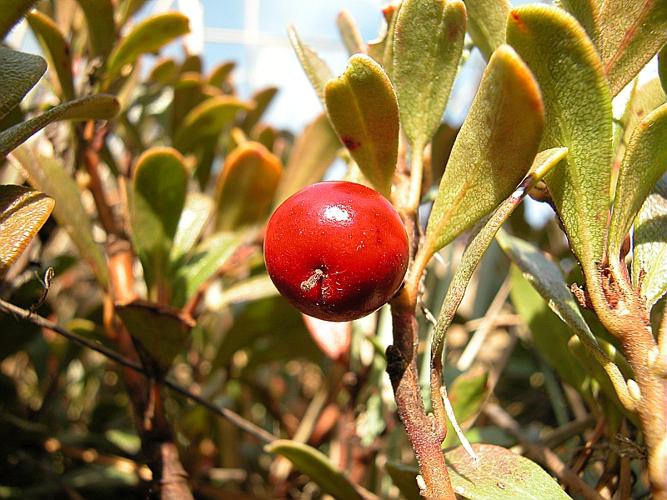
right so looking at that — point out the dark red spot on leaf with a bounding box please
[342,136,361,150]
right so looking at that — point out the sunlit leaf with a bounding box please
[26,10,75,100]
[106,12,190,82]
[147,58,178,86]
[12,146,109,287]
[596,0,667,96]
[324,54,398,197]
[424,45,543,254]
[180,54,202,75]
[212,274,279,310]
[170,193,213,264]
[0,94,120,158]
[557,0,600,41]
[169,72,208,136]
[393,0,466,147]
[368,3,400,75]
[337,10,365,56]
[265,440,361,500]
[215,142,282,231]
[445,444,573,499]
[76,0,116,58]
[0,0,37,39]
[275,113,340,204]
[442,370,489,448]
[0,47,46,122]
[173,95,249,152]
[118,0,149,26]
[608,103,667,259]
[0,185,54,277]
[507,5,613,284]
[633,178,667,310]
[241,86,278,133]
[116,300,194,372]
[288,26,333,106]
[463,0,509,61]
[129,147,187,297]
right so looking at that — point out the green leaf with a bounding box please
[424,45,544,254]
[0,47,46,122]
[275,112,340,204]
[337,10,365,56]
[115,300,194,372]
[442,370,489,448]
[26,10,75,101]
[633,178,667,309]
[556,0,600,41]
[385,462,420,500]
[213,274,279,310]
[215,142,282,231]
[129,147,187,297]
[0,94,120,158]
[608,103,667,259]
[660,45,667,94]
[0,0,37,39]
[324,54,398,197]
[265,440,361,500]
[171,232,242,308]
[241,86,278,133]
[105,12,190,82]
[445,443,573,499]
[12,146,109,287]
[288,26,333,106]
[596,0,667,96]
[496,230,636,412]
[0,185,54,277]
[147,58,178,86]
[170,193,213,264]
[368,3,401,76]
[173,95,249,152]
[507,5,613,283]
[208,61,236,88]
[76,0,116,58]
[393,0,466,147]
[463,0,510,61]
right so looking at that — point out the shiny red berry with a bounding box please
[264,181,409,322]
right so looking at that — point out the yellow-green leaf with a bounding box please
[106,12,190,82]
[424,45,543,254]
[129,147,187,297]
[12,146,108,287]
[76,0,116,58]
[0,94,119,157]
[170,193,213,263]
[26,10,75,100]
[215,142,282,231]
[596,0,667,96]
[0,47,46,122]
[608,103,667,259]
[336,10,365,56]
[275,112,340,204]
[147,57,178,86]
[265,440,361,500]
[660,44,667,95]
[507,5,613,283]
[464,0,510,61]
[393,0,466,147]
[324,54,398,197]
[241,86,278,133]
[0,0,37,39]
[173,95,249,152]
[208,61,235,88]
[115,300,194,372]
[288,26,333,106]
[557,0,600,41]
[0,185,54,277]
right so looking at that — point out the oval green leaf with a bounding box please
[392,0,466,147]
[241,86,278,133]
[608,103,667,259]
[76,0,116,58]
[173,95,249,152]
[596,0,667,96]
[288,26,333,106]
[507,5,613,282]
[0,185,54,277]
[442,370,489,448]
[26,10,75,100]
[633,178,667,310]
[170,193,213,264]
[0,47,46,122]
[208,61,235,88]
[424,44,544,254]
[445,443,573,499]
[324,54,398,197]
[0,94,120,158]
[12,146,109,287]
[0,0,37,39]
[215,142,282,231]
[106,12,190,82]
[129,147,187,297]
[265,440,361,500]
[464,0,510,61]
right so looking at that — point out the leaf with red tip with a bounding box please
[324,54,398,197]
[0,185,53,277]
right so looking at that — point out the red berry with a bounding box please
[264,181,409,322]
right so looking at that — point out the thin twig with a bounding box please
[0,298,277,444]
